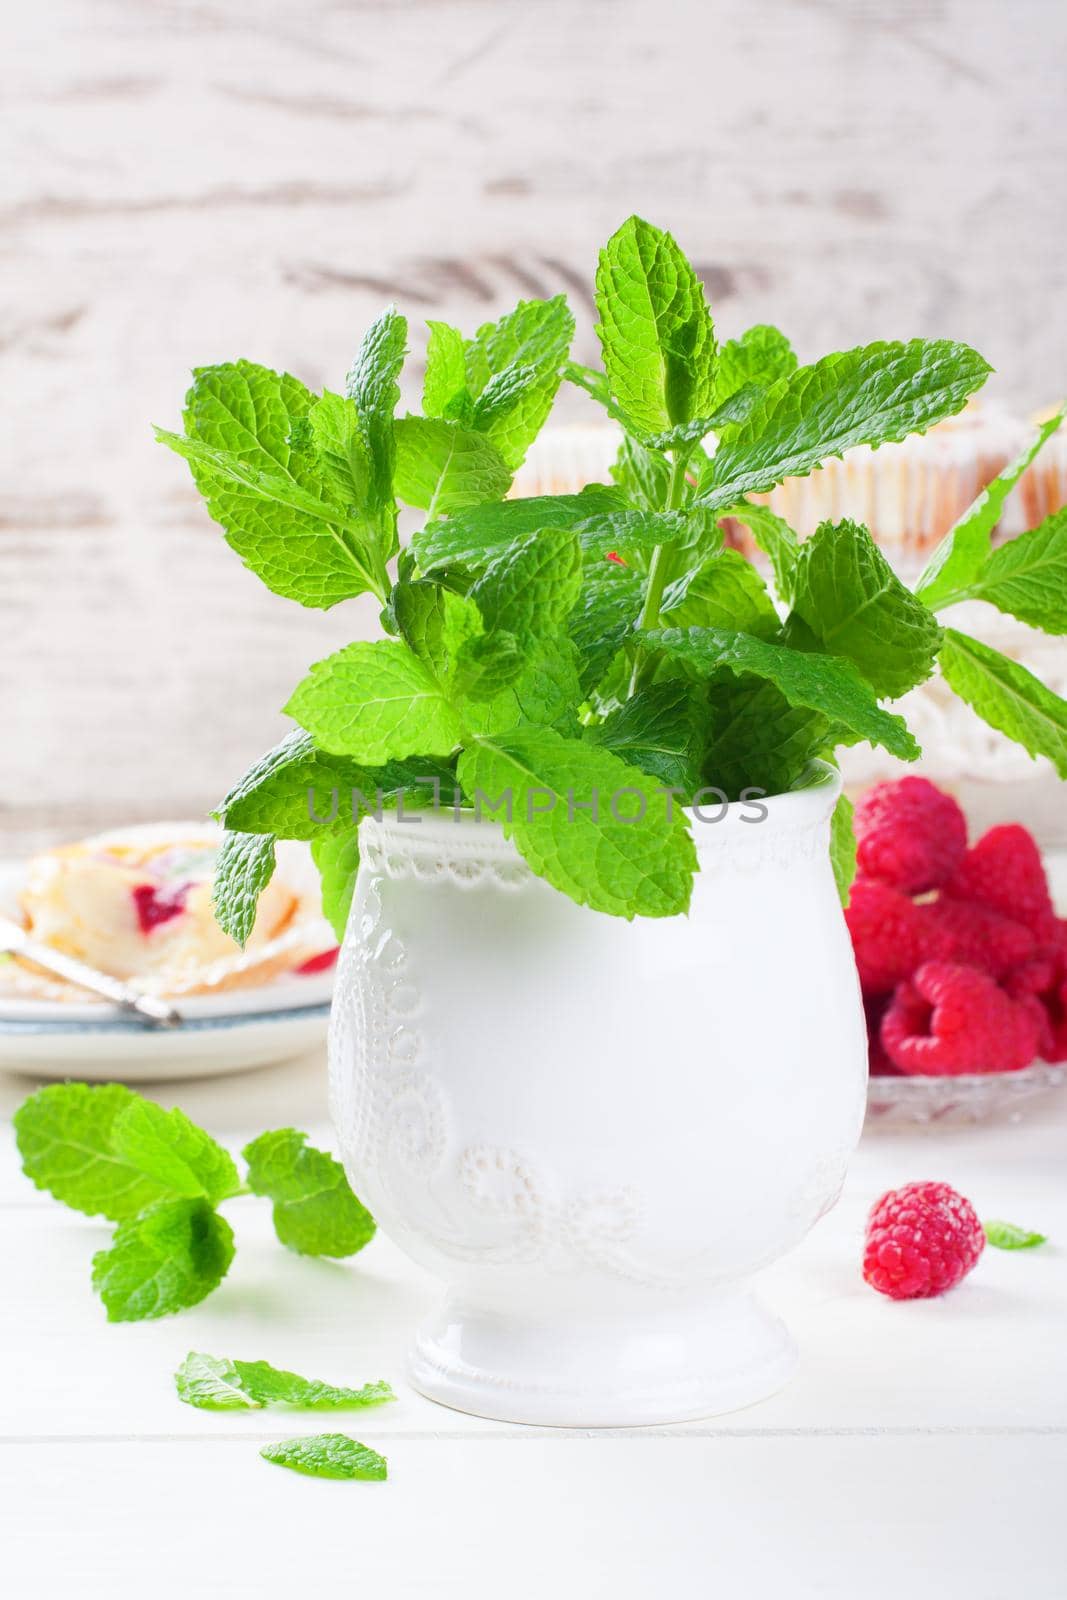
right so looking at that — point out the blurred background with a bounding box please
[4,0,1066,851]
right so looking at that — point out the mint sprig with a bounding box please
[15,1084,376,1321]
[156,212,1067,930]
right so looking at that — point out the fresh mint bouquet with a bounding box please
[157,217,1067,934]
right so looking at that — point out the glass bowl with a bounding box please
[866,1061,1067,1127]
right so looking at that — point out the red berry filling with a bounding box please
[131,882,190,934]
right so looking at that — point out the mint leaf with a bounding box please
[585,682,705,789]
[642,626,918,759]
[213,830,277,947]
[312,831,360,941]
[699,340,991,512]
[345,305,406,551]
[961,506,1067,634]
[662,548,780,639]
[110,1099,241,1207]
[260,1434,387,1481]
[308,390,372,513]
[243,1130,375,1257]
[916,409,1065,608]
[575,507,720,561]
[393,417,511,516]
[982,1219,1047,1250]
[610,434,671,509]
[938,628,1067,778]
[413,484,625,573]
[465,295,574,396]
[706,679,829,798]
[712,324,797,409]
[790,519,943,698]
[469,526,582,642]
[15,1083,179,1221]
[461,635,583,736]
[830,791,857,906]
[158,362,380,608]
[285,640,463,763]
[564,360,632,427]
[595,215,716,437]
[422,320,468,418]
[91,1200,235,1322]
[458,727,697,918]
[717,500,800,601]
[394,581,484,689]
[175,1352,395,1411]
[568,562,645,693]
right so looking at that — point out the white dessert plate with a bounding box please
[0,836,336,1082]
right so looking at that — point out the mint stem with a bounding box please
[628,450,689,696]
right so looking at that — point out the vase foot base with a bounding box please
[407,1291,797,1427]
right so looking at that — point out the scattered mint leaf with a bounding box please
[661,548,780,639]
[916,409,1065,608]
[213,830,277,947]
[285,640,463,763]
[413,484,625,573]
[829,790,857,907]
[175,1352,395,1411]
[109,1100,241,1207]
[699,340,991,512]
[938,628,1067,778]
[91,1199,235,1322]
[961,506,1067,634]
[641,627,918,759]
[422,320,468,418]
[243,1130,376,1258]
[312,830,360,941]
[260,1434,388,1481]
[595,215,717,438]
[790,519,943,698]
[716,500,800,602]
[585,681,705,789]
[15,1083,180,1222]
[393,416,512,516]
[983,1219,1047,1250]
[458,726,697,918]
[159,362,380,608]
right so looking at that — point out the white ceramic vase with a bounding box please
[328,762,867,1426]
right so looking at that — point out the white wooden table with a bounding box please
[2,1052,1065,1598]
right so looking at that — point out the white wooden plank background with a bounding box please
[3,0,1067,850]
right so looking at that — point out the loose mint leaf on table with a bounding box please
[213,830,277,947]
[639,627,918,759]
[916,409,1065,609]
[698,340,991,512]
[458,727,697,918]
[983,1220,1047,1250]
[261,1434,388,1482]
[956,506,1067,634]
[938,628,1067,778]
[243,1130,376,1258]
[286,640,463,763]
[413,484,625,573]
[175,1352,396,1411]
[157,362,382,608]
[585,681,705,790]
[91,1199,235,1322]
[393,417,512,515]
[312,831,361,942]
[595,215,717,438]
[661,548,780,639]
[715,500,800,602]
[789,519,943,698]
[829,791,858,907]
[14,1084,239,1220]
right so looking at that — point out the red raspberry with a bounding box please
[945,824,1055,940]
[863,995,898,1075]
[917,897,1036,978]
[1005,955,1067,1062]
[854,777,967,894]
[844,880,924,996]
[881,961,1041,1075]
[863,1181,984,1299]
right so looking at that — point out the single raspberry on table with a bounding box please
[917,897,1036,978]
[881,961,1041,1076]
[945,824,1056,940]
[844,879,924,996]
[853,776,967,894]
[863,1181,985,1299]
